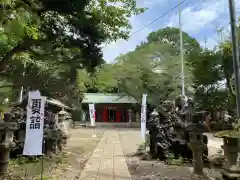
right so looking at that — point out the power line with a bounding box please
[129,0,188,37]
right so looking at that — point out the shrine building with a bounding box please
[82,93,140,123]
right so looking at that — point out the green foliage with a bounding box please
[146,27,201,55]
[94,64,119,93]
[107,27,199,106]
[136,142,146,156]
[87,0,145,41]
[190,40,235,111]
[84,27,200,107]
[0,0,145,106]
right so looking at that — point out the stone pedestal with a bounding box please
[221,137,240,179]
[0,122,17,176]
[16,123,25,143]
[186,123,206,175]
[57,133,68,152]
[127,109,132,126]
[57,110,69,152]
[45,129,59,156]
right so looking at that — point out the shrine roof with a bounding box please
[82,93,137,104]
[47,98,71,110]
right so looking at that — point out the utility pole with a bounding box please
[216,25,223,45]
[19,60,26,103]
[229,0,240,119]
[204,36,207,49]
[178,0,185,99]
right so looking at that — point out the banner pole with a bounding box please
[92,127,97,138]
[40,140,45,180]
[40,155,44,180]
[140,94,147,152]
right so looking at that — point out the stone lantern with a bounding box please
[215,126,240,179]
[185,98,207,175]
[57,109,69,151]
[0,121,17,176]
[128,109,132,123]
[222,136,240,179]
[45,114,59,156]
[45,126,59,156]
[186,118,207,175]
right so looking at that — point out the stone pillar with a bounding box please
[16,122,26,147]
[46,129,59,156]
[57,110,69,152]
[221,137,240,179]
[45,113,60,156]
[128,109,132,124]
[82,111,86,122]
[189,132,204,174]
[186,122,206,175]
[186,99,206,175]
[0,122,17,176]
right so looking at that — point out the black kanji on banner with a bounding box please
[30,99,42,129]
[32,99,41,114]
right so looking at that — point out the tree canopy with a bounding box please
[189,26,239,112]
[0,0,145,107]
[88,27,200,107]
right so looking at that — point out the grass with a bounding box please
[8,153,67,179]
[7,128,104,180]
[215,130,240,138]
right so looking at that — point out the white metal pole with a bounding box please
[19,60,27,103]
[178,0,185,98]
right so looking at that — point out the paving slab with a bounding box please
[79,131,131,180]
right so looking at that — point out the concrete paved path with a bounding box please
[79,131,131,180]
[204,133,223,156]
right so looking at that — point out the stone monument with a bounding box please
[57,110,69,151]
[186,99,207,175]
[0,113,17,176]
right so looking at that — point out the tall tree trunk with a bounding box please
[226,76,236,97]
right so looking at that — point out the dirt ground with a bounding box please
[7,128,103,180]
[118,129,208,180]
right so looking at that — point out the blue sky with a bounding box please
[103,0,240,62]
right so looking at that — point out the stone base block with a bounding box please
[222,170,240,180]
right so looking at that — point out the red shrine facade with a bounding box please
[82,93,139,123]
[95,104,135,122]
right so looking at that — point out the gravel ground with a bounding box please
[118,129,209,180]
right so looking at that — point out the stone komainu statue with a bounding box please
[147,99,208,161]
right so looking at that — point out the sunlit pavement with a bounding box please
[79,130,131,180]
[204,133,223,155]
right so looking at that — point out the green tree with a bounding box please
[190,49,227,110]
[113,42,191,106]
[1,0,145,107]
[143,27,201,55]
[87,27,201,106]
[190,43,235,111]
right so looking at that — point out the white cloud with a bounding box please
[167,0,228,34]
[103,0,240,62]
[137,0,166,8]
[166,0,240,49]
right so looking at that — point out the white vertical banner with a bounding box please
[141,94,147,141]
[23,90,46,156]
[89,104,95,126]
